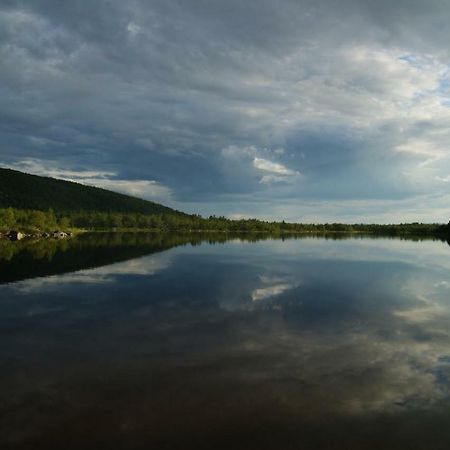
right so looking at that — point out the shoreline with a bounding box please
[1,227,449,242]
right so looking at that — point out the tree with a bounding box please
[59,216,71,229]
[30,210,48,230]
[0,208,15,229]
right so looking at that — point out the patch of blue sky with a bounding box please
[398,54,418,64]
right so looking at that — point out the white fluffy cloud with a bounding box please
[3,159,172,203]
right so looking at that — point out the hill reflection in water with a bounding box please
[1,234,450,449]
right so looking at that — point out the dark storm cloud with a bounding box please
[1,0,450,220]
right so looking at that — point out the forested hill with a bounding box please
[0,167,448,238]
[0,168,184,215]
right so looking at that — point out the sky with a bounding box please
[1,0,450,223]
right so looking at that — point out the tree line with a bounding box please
[1,207,449,237]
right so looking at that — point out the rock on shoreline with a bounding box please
[1,230,72,241]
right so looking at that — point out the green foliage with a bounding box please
[0,207,15,228]
[0,208,67,232]
[0,206,446,238]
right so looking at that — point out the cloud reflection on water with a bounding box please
[10,252,172,293]
[1,237,450,448]
[251,275,300,302]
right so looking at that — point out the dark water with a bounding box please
[1,233,450,450]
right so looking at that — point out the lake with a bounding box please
[1,233,450,449]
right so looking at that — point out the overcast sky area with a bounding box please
[1,0,450,223]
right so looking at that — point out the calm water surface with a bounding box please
[1,233,450,449]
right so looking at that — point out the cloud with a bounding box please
[253,157,300,185]
[6,158,115,179]
[2,158,172,203]
[1,0,450,220]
